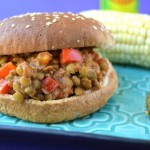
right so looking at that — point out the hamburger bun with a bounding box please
[0,12,114,55]
[0,12,118,123]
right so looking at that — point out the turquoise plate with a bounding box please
[0,64,150,141]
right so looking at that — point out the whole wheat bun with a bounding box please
[0,12,117,123]
[0,12,114,55]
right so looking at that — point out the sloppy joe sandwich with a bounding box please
[0,12,118,123]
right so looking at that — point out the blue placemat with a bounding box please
[0,64,150,140]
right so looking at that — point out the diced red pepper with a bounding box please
[0,62,16,78]
[41,76,58,92]
[60,48,83,64]
[0,79,10,94]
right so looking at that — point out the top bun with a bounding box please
[0,12,115,55]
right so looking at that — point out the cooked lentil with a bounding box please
[71,75,80,86]
[1,48,109,101]
[13,92,24,102]
[0,56,8,65]
[74,87,85,96]
[81,78,92,89]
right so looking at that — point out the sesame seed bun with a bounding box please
[0,12,117,123]
[0,12,114,55]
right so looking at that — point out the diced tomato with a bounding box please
[0,62,16,78]
[0,79,10,94]
[41,76,58,92]
[60,48,83,64]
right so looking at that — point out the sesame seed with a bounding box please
[81,17,85,20]
[31,17,35,21]
[46,17,50,20]
[29,12,42,16]
[75,16,85,20]
[52,14,59,17]
[45,14,50,16]
[102,24,104,28]
[101,25,108,32]
[64,15,69,18]
[46,21,52,26]
[17,15,24,18]
[55,16,60,19]
[77,40,80,43]
[72,18,75,21]
[26,25,31,28]
[52,19,57,22]
[101,24,105,29]
[93,26,97,30]
[30,14,35,17]
[11,24,15,28]
[76,16,80,19]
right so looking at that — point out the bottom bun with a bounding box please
[0,60,118,123]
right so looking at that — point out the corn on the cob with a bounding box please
[81,10,150,67]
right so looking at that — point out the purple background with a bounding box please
[0,0,149,19]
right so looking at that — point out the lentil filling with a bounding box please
[0,48,109,102]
